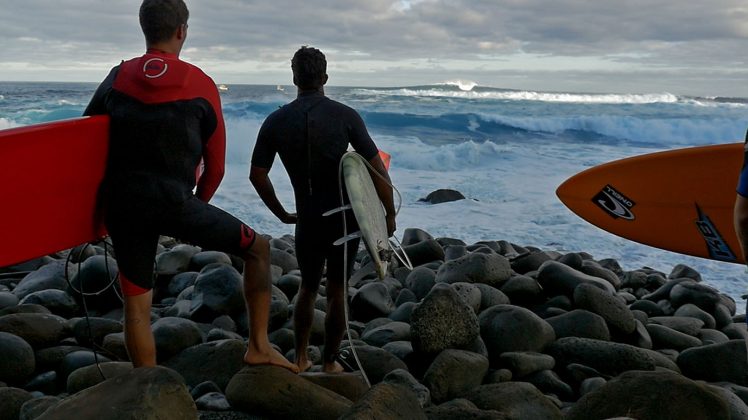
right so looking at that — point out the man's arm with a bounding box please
[249,166,297,224]
[83,66,119,116]
[367,154,396,237]
[196,83,227,202]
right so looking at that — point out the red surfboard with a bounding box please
[0,116,110,267]
[556,143,744,264]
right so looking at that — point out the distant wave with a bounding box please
[354,87,682,105]
[437,80,478,91]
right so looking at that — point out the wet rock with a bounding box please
[410,284,479,354]
[548,337,658,376]
[435,252,512,288]
[404,267,436,301]
[340,382,426,419]
[545,309,610,341]
[498,351,555,377]
[66,361,133,394]
[19,289,79,318]
[383,368,431,408]
[677,339,748,386]
[573,283,636,334]
[155,244,201,275]
[466,382,563,419]
[38,366,197,420]
[189,264,245,322]
[163,339,246,391]
[478,304,555,367]
[0,312,68,349]
[190,251,233,272]
[152,317,204,362]
[12,260,68,300]
[0,331,35,385]
[566,370,728,420]
[226,365,351,419]
[422,349,489,404]
[418,189,466,204]
[0,387,33,420]
[537,260,615,298]
[351,282,396,322]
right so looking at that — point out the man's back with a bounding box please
[253,91,378,216]
[85,50,225,205]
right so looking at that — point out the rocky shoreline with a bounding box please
[1,227,748,419]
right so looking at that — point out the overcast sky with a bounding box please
[1,0,747,96]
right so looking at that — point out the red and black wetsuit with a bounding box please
[85,49,255,295]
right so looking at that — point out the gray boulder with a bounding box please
[163,339,246,391]
[466,382,563,419]
[226,365,352,419]
[566,370,728,420]
[190,264,245,322]
[0,331,35,385]
[677,339,748,385]
[422,349,489,404]
[545,309,611,341]
[573,283,636,334]
[478,304,555,367]
[435,252,512,288]
[0,312,68,349]
[38,366,197,420]
[410,284,480,354]
[340,382,426,420]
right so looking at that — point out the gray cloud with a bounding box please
[0,0,746,95]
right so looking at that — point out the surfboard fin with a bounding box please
[322,205,352,217]
[333,231,362,246]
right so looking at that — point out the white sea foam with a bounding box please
[0,118,18,130]
[355,88,681,104]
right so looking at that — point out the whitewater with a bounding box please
[1,81,748,309]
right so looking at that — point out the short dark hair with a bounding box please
[291,46,327,89]
[139,0,189,45]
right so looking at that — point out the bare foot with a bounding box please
[244,347,299,373]
[296,359,313,373]
[322,360,345,374]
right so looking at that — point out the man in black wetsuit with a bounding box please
[250,46,396,373]
[84,0,297,372]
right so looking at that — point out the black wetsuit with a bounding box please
[85,49,255,294]
[252,91,378,285]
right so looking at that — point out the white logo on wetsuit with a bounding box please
[143,58,168,79]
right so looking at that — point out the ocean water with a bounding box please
[2,81,748,310]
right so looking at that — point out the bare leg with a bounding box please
[122,285,156,367]
[293,284,317,372]
[322,277,345,373]
[242,236,299,373]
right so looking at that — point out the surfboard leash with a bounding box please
[64,240,120,382]
[333,151,413,387]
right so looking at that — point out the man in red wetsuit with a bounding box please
[84,0,297,372]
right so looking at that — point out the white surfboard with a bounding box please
[337,151,390,279]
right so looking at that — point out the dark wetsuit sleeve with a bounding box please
[737,129,748,197]
[83,66,119,116]
[195,87,226,202]
[251,119,277,169]
[347,109,378,160]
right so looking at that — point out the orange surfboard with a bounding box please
[556,143,744,264]
[0,116,110,267]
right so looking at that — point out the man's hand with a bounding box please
[386,213,396,237]
[281,212,298,224]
